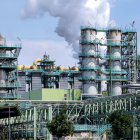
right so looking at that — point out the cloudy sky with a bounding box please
[0,0,140,66]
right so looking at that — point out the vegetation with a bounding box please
[47,105,74,139]
[75,90,82,100]
[108,110,132,138]
[102,91,108,97]
[0,125,8,140]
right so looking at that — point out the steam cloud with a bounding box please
[21,0,110,58]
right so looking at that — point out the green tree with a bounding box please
[47,105,74,139]
[0,125,8,140]
[108,110,132,139]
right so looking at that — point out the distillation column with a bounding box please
[106,29,122,96]
[80,28,98,95]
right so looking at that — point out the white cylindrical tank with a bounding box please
[81,28,98,95]
[112,82,122,96]
[81,29,96,40]
[112,61,121,71]
[112,47,121,57]
[82,45,96,54]
[107,30,121,43]
[82,58,97,67]
[83,82,97,95]
[82,71,96,79]
[107,29,122,96]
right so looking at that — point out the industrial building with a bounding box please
[0,26,140,139]
[17,54,81,100]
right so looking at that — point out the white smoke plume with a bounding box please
[21,0,110,58]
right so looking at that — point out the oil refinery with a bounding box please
[0,26,140,140]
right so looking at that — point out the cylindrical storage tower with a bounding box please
[80,28,98,95]
[112,82,122,96]
[106,29,122,96]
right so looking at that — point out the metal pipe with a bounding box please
[18,58,43,70]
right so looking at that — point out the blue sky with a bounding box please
[111,0,140,53]
[0,0,140,66]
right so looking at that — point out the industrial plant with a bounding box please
[0,26,140,140]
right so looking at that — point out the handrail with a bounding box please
[79,52,128,60]
[81,26,136,33]
[79,76,129,81]
[80,39,135,46]
[79,66,128,74]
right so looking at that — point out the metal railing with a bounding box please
[74,124,111,132]
[0,53,17,58]
[80,39,135,46]
[79,52,129,60]
[0,82,21,88]
[81,26,136,33]
[0,64,16,69]
[1,93,21,99]
[0,42,21,48]
[79,66,128,74]
[79,76,129,81]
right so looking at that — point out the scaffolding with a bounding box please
[0,34,21,99]
[0,92,140,139]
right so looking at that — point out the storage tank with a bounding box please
[106,29,122,96]
[17,65,22,70]
[63,67,70,70]
[83,82,97,94]
[82,45,96,54]
[57,66,63,70]
[71,66,79,71]
[81,28,96,41]
[112,82,122,96]
[80,28,98,95]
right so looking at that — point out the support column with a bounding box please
[47,105,52,140]
[34,107,37,140]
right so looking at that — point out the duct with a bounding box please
[18,59,43,70]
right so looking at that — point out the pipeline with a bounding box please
[18,59,43,70]
[57,66,79,71]
[18,58,79,71]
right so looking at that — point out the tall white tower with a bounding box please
[106,29,122,96]
[80,27,98,96]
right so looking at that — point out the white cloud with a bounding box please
[21,0,110,59]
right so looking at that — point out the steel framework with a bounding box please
[0,92,140,139]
